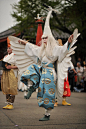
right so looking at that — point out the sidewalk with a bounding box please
[0,91,86,129]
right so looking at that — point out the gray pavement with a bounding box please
[0,91,86,129]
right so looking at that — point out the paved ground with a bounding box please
[0,91,86,129]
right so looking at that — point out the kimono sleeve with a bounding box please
[24,43,40,57]
[53,41,69,63]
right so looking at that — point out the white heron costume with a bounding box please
[8,8,80,121]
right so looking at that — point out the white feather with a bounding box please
[56,28,80,99]
[9,36,40,76]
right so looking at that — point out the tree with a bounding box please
[51,0,86,57]
[11,0,86,57]
[11,0,60,40]
[11,0,42,39]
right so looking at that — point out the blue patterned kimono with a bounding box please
[21,62,56,109]
[20,40,70,109]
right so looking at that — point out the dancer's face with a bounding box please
[42,36,48,45]
[7,47,12,54]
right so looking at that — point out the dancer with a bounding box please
[9,8,80,120]
[54,39,76,106]
[1,38,18,109]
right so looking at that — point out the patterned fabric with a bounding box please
[21,63,56,109]
[63,77,71,97]
[1,69,18,95]
[6,94,15,103]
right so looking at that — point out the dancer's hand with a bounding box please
[6,65,12,69]
[6,65,18,69]
[18,40,27,45]
[68,34,73,43]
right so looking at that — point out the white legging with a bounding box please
[24,81,33,96]
[45,109,51,116]
[28,80,33,88]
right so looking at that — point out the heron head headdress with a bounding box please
[41,9,55,42]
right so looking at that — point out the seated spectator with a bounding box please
[76,62,83,85]
[83,63,86,91]
[74,80,84,92]
[75,57,84,67]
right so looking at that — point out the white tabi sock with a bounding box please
[63,97,66,101]
[28,80,33,89]
[5,102,9,105]
[45,109,51,116]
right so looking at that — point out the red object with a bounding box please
[63,77,71,97]
[74,75,77,82]
[36,20,43,46]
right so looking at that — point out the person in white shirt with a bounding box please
[1,46,18,110]
[76,62,83,85]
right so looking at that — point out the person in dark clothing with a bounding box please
[74,80,84,92]
[68,67,76,92]
[75,57,84,67]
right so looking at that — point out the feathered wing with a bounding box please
[56,28,80,99]
[8,36,40,75]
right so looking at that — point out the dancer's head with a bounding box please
[39,35,57,59]
[7,47,12,54]
[42,36,48,46]
[7,37,12,54]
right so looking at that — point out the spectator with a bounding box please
[76,57,84,67]
[76,62,83,85]
[74,80,84,92]
[68,63,77,91]
[0,70,3,91]
[83,63,86,91]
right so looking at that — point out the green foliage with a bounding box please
[11,0,42,39]
[11,0,86,55]
[11,0,60,39]
[59,0,86,55]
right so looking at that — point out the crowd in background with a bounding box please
[68,57,86,92]
[0,57,86,93]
